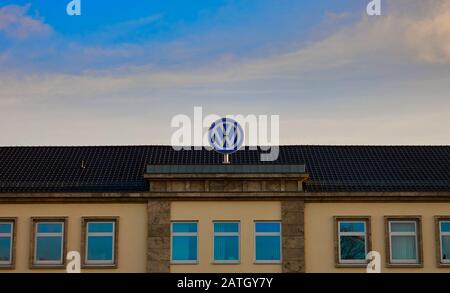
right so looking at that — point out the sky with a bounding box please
[0,0,449,146]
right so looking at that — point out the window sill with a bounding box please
[386,263,423,268]
[335,263,368,268]
[0,265,15,270]
[171,261,199,265]
[30,264,66,269]
[82,264,118,269]
[254,261,282,265]
[437,263,450,268]
[212,261,240,265]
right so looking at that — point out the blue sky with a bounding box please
[0,0,365,73]
[0,0,449,146]
[1,0,363,39]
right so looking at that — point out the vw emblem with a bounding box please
[208,118,244,154]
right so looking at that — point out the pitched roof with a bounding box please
[0,145,449,193]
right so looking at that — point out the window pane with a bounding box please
[442,235,450,260]
[214,223,239,233]
[173,223,197,233]
[256,236,280,261]
[256,222,280,233]
[340,235,366,260]
[36,236,62,261]
[172,236,197,261]
[391,222,415,233]
[37,223,63,233]
[441,222,450,233]
[0,237,11,262]
[391,235,416,260]
[214,236,239,261]
[88,222,113,233]
[339,222,365,233]
[0,224,12,234]
[87,236,113,261]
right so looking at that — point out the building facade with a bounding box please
[0,145,449,273]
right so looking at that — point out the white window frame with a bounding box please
[389,220,418,264]
[254,221,282,264]
[0,222,13,265]
[337,220,367,264]
[34,222,64,265]
[85,221,115,265]
[213,221,240,264]
[171,221,199,264]
[439,221,450,264]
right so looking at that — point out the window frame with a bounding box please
[0,218,17,269]
[30,217,67,269]
[81,217,119,269]
[435,216,450,267]
[334,216,371,267]
[213,221,240,264]
[254,221,282,264]
[385,216,423,267]
[171,221,199,264]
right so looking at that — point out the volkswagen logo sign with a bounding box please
[208,118,244,155]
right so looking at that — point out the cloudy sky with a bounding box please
[0,0,449,146]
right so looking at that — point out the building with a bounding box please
[0,145,449,273]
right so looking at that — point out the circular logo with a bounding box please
[208,118,244,154]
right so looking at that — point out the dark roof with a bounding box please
[0,146,449,193]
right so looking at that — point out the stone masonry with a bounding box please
[282,200,305,273]
[147,200,171,273]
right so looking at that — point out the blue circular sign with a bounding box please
[208,118,244,155]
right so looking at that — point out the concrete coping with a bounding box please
[145,164,307,175]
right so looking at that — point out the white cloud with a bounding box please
[406,2,450,63]
[0,4,52,39]
[0,0,449,145]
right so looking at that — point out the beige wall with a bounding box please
[171,201,282,273]
[305,203,450,273]
[0,203,147,273]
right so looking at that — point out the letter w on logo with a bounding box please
[211,123,238,150]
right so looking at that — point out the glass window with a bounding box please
[85,221,115,265]
[338,220,367,263]
[0,222,13,265]
[440,221,450,263]
[389,221,418,263]
[171,222,198,263]
[34,222,64,265]
[214,222,239,263]
[255,222,281,263]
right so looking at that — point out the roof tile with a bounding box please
[0,145,449,193]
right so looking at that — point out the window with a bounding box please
[82,218,118,267]
[436,217,450,265]
[254,222,281,263]
[334,217,370,266]
[213,222,239,263]
[31,218,67,267]
[171,222,198,263]
[386,216,422,266]
[0,219,16,267]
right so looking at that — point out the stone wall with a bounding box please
[282,200,305,273]
[149,178,304,193]
[147,200,171,273]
